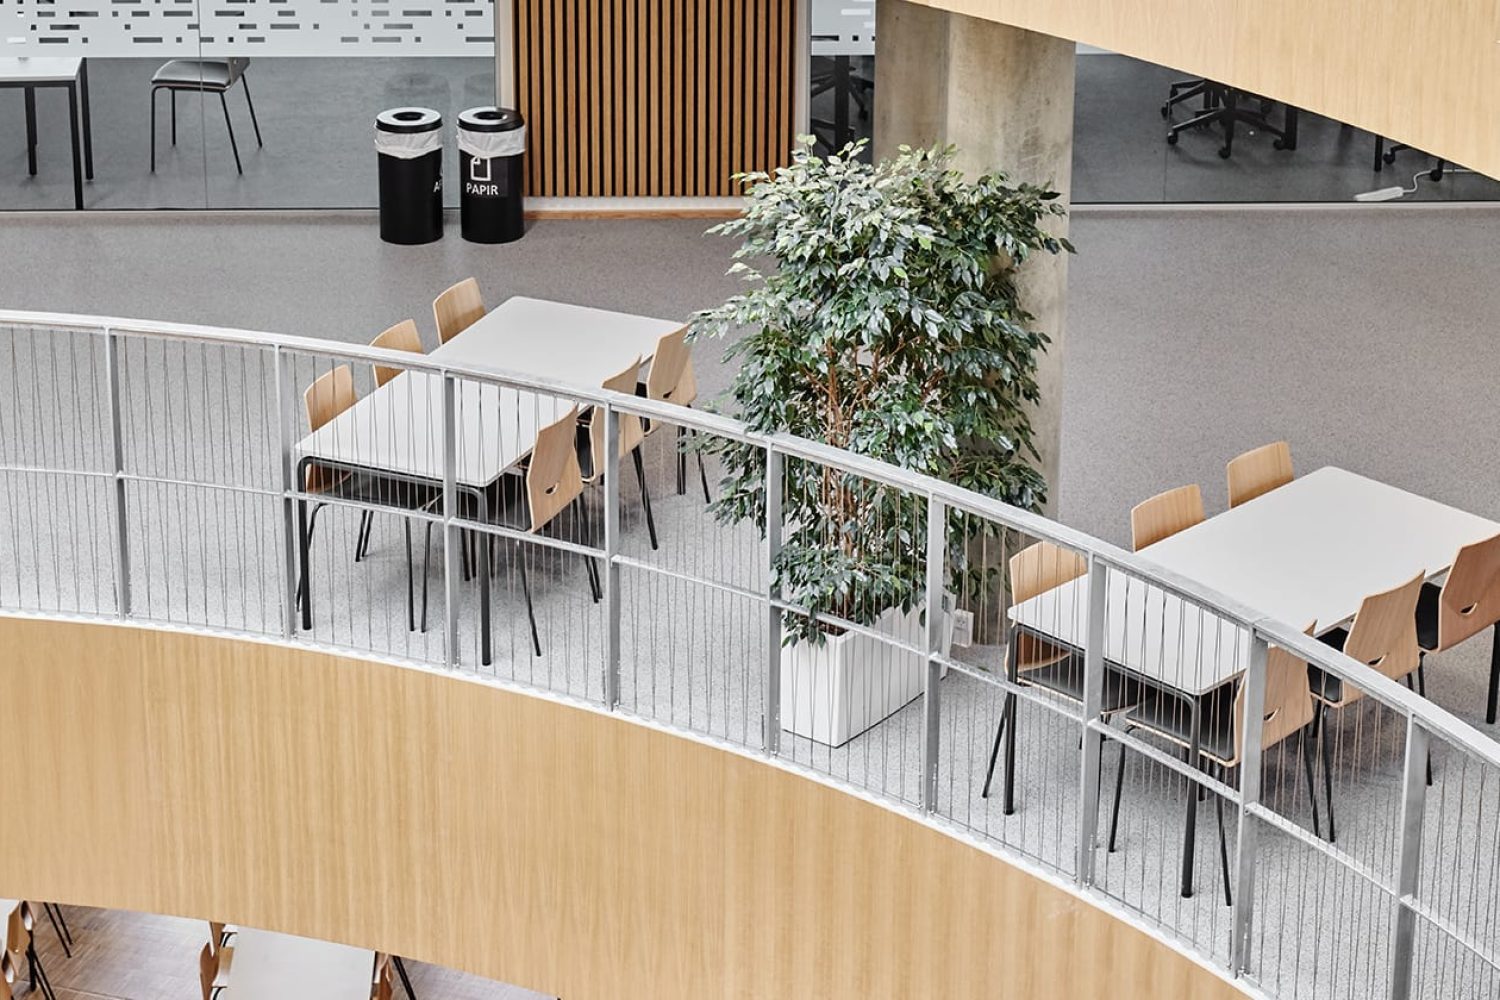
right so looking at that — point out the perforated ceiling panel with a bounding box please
[0,0,495,57]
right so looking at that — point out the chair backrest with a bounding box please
[433,278,485,344]
[369,319,423,387]
[590,357,646,478]
[1344,571,1425,684]
[1235,623,1317,758]
[303,365,356,492]
[0,951,15,1000]
[2,906,24,967]
[208,920,227,957]
[198,942,218,1000]
[1130,484,1205,551]
[1009,540,1087,606]
[527,408,585,532]
[1227,441,1293,508]
[645,326,697,406]
[1435,532,1500,651]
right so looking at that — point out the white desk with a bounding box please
[227,928,374,1000]
[295,295,682,662]
[1013,467,1500,697]
[0,57,93,209]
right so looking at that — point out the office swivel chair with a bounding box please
[1373,136,1446,180]
[1163,80,1294,159]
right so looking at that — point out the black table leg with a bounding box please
[66,81,82,209]
[80,59,94,179]
[1002,638,1019,815]
[1282,104,1300,151]
[24,86,37,176]
[478,492,491,666]
[834,55,851,150]
[1181,701,1202,897]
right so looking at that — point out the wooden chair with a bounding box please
[298,365,436,632]
[643,326,710,502]
[1109,625,1322,905]
[199,942,228,1000]
[503,407,598,656]
[6,903,56,1000]
[1416,531,1500,725]
[1130,484,1205,551]
[0,951,15,1000]
[581,356,657,550]
[369,319,424,388]
[1312,571,1426,841]
[433,277,485,344]
[981,541,1139,810]
[1227,441,1293,508]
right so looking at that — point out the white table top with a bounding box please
[0,57,82,83]
[1012,467,1500,696]
[298,296,681,490]
[227,928,374,1000]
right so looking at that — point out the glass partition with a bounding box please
[809,0,873,161]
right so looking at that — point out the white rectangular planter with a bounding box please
[780,598,953,747]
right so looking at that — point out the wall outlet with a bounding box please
[951,609,975,648]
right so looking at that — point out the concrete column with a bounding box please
[875,0,1075,512]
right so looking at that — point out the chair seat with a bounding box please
[152,58,245,91]
[1125,683,1238,764]
[1020,655,1139,714]
[1415,581,1441,651]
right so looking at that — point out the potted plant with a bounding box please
[692,139,1072,746]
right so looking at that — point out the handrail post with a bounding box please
[921,494,946,813]
[603,404,621,709]
[441,373,459,670]
[1389,716,1430,1000]
[1232,629,1271,975]
[103,328,130,620]
[273,345,297,640]
[1076,553,1109,885]
[763,446,783,753]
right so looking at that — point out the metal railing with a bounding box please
[1,310,1497,1000]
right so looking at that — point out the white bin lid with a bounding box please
[376,107,442,134]
[458,107,524,133]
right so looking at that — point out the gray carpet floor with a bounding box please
[1,207,1498,999]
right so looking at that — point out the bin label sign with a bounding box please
[465,154,504,197]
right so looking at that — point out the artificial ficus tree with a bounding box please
[691,139,1072,643]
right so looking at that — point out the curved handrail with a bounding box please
[0,308,1496,998]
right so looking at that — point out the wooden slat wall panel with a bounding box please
[515,0,797,197]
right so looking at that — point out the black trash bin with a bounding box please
[456,107,526,244]
[375,107,443,245]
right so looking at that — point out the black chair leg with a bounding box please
[393,956,417,1000]
[1488,623,1500,725]
[1108,737,1127,852]
[631,447,659,550]
[583,554,602,603]
[1301,725,1322,839]
[171,88,177,145]
[420,521,433,632]
[241,75,263,146]
[1215,775,1233,907]
[44,903,72,957]
[404,521,415,631]
[518,542,541,657]
[1318,705,1337,843]
[220,91,242,174]
[980,694,1011,799]
[675,425,687,495]
[1374,136,1385,172]
[354,510,372,562]
[1416,660,1433,785]
[294,503,325,615]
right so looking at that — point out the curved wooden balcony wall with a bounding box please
[906,0,1500,179]
[0,615,1248,999]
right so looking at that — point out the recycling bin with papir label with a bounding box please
[457,107,525,244]
[375,107,443,245]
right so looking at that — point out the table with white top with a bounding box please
[296,296,683,663]
[1010,466,1500,896]
[226,928,375,1000]
[0,57,93,209]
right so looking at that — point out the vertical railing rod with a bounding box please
[603,404,621,708]
[1231,628,1271,975]
[103,328,130,620]
[273,345,298,640]
[921,494,946,813]
[762,446,783,753]
[441,372,459,670]
[1389,715,1430,1000]
[1076,552,1109,886]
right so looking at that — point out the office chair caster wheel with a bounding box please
[1273,139,1287,150]
[1383,150,1397,164]
[1166,131,1179,145]
[1218,146,1231,159]
[1160,103,1170,118]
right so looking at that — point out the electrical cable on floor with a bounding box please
[1354,166,1475,201]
